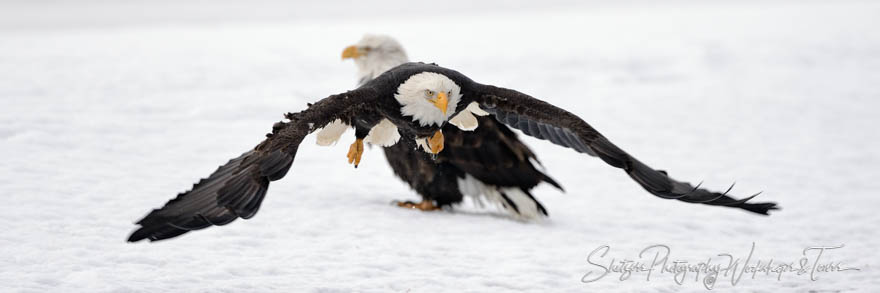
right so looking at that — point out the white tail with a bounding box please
[456,174,547,219]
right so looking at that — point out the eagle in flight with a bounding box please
[128,50,778,242]
[333,34,560,217]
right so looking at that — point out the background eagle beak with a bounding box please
[432,92,449,114]
[341,45,362,59]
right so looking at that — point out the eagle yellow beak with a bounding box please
[341,45,363,59]
[430,92,449,115]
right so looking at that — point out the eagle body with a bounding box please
[128,59,778,242]
[337,36,560,214]
[382,115,558,210]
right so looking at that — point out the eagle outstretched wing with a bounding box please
[127,88,378,242]
[472,84,779,214]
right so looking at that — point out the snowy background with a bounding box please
[1,0,878,292]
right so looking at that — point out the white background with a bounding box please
[1,0,878,292]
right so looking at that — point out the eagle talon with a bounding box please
[347,138,364,167]
[427,130,444,154]
[395,199,440,211]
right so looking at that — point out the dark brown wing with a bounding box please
[439,116,561,191]
[473,84,779,215]
[128,88,378,242]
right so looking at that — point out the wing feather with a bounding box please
[475,84,779,215]
[128,88,377,242]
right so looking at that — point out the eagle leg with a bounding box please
[395,199,441,211]
[347,138,364,167]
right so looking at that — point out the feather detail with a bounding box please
[315,119,349,146]
[465,101,489,116]
[456,174,547,219]
[364,119,401,146]
[448,110,479,131]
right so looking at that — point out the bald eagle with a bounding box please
[330,34,559,217]
[128,62,778,242]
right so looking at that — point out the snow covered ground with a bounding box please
[1,0,878,292]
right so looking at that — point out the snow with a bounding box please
[1,0,879,292]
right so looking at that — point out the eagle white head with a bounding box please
[394,72,462,127]
[342,34,410,84]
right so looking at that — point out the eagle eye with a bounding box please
[425,90,434,97]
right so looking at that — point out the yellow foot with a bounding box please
[427,130,444,154]
[347,138,364,167]
[396,200,441,211]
